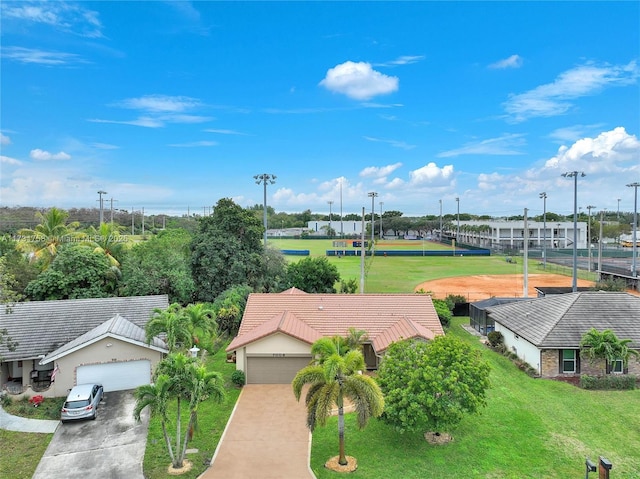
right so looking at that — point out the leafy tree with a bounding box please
[0,237,39,297]
[191,198,264,302]
[292,336,384,466]
[580,328,639,375]
[17,207,82,268]
[211,284,252,336]
[378,336,491,435]
[259,246,288,293]
[432,298,452,328]
[286,256,340,293]
[120,229,195,304]
[338,278,358,294]
[134,353,225,471]
[24,245,114,300]
[82,222,128,268]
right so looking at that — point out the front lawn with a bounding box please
[309,317,640,478]
[141,346,241,479]
[0,430,52,479]
[3,396,65,420]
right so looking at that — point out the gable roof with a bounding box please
[40,314,168,364]
[0,295,169,362]
[486,291,640,349]
[227,292,443,353]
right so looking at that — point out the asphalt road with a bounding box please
[32,390,149,479]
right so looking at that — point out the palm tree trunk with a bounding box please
[161,421,176,465]
[174,397,182,469]
[179,412,196,466]
[337,391,347,466]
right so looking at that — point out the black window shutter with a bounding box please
[576,350,580,374]
[558,350,563,373]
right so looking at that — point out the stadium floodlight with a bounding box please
[254,174,276,247]
[562,171,585,292]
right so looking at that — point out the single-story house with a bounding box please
[469,297,529,335]
[486,291,640,378]
[226,288,444,384]
[0,295,169,398]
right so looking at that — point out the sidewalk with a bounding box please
[0,405,59,433]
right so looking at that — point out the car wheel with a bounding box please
[92,410,97,420]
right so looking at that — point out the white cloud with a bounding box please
[1,46,86,65]
[1,155,21,165]
[488,54,523,69]
[504,61,639,122]
[30,149,71,161]
[204,129,247,135]
[91,142,119,150]
[477,172,504,190]
[1,133,11,145]
[408,162,455,186]
[437,133,526,158]
[319,61,399,100]
[1,2,104,38]
[375,55,425,67]
[363,136,415,150]
[360,163,403,178]
[114,95,202,113]
[168,141,217,147]
[543,127,640,174]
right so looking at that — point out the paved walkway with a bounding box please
[0,404,59,433]
[201,384,316,479]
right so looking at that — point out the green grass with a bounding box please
[0,429,52,479]
[141,346,241,479]
[309,318,640,478]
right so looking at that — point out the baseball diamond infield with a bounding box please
[415,273,595,302]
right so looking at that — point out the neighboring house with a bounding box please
[469,297,529,335]
[226,288,444,384]
[0,295,169,398]
[535,286,593,297]
[486,291,640,378]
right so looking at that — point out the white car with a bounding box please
[61,383,103,423]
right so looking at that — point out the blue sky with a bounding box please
[1,1,639,219]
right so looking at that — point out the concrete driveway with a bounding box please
[201,384,315,479]
[33,390,149,479]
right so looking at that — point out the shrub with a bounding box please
[231,370,246,387]
[432,299,452,328]
[0,393,11,408]
[445,294,466,311]
[487,331,504,348]
[580,374,636,390]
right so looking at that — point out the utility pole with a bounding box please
[367,191,378,246]
[109,198,117,223]
[456,197,460,240]
[627,182,639,277]
[328,201,333,237]
[598,209,605,278]
[97,190,107,225]
[523,208,528,298]
[586,205,596,272]
[379,201,384,240]
[339,178,344,238]
[539,192,547,269]
[562,171,586,292]
[439,199,443,241]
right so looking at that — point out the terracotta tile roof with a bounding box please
[227,292,443,353]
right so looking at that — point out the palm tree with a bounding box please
[345,327,368,352]
[145,304,191,352]
[292,336,384,466]
[580,328,640,375]
[134,353,225,470]
[181,303,218,350]
[17,207,82,268]
[82,222,128,268]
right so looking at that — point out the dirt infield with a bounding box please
[415,274,595,302]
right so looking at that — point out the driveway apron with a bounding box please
[201,384,315,479]
[32,390,149,479]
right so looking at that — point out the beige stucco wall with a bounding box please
[47,337,164,397]
[235,333,312,373]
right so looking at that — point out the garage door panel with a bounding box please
[77,360,151,392]
[247,357,312,384]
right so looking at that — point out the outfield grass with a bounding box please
[309,317,640,478]
[269,238,597,292]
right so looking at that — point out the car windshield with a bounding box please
[65,399,90,409]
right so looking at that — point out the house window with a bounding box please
[561,349,576,373]
[610,359,623,374]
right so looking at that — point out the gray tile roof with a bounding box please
[486,291,640,348]
[0,295,169,361]
[41,314,168,364]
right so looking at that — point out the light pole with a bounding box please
[254,173,276,247]
[540,192,547,269]
[368,192,378,246]
[379,201,384,240]
[562,171,585,292]
[439,199,443,241]
[328,200,333,237]
[97,190,107,225]
[456,197,460,240]
[617,198,621,219]
[586,205,596,272]
[627,182,639,277]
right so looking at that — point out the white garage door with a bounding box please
[246,356,312,384]
[76,360,151,392]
